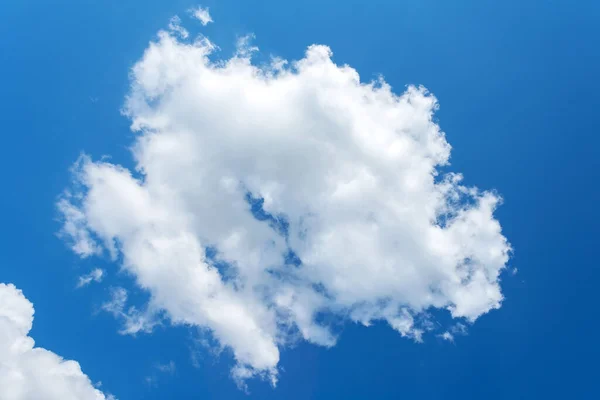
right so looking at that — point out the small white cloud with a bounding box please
[156,361,176,374]
[144,361,176,389]
[440,322,468,342]
[235,34,259,58]
[0,283,113,399]
[189,6,213,25]
[57,197,101,258]
[144,376,157,387]
[168,16,189,39]
[102,288,158,335]
[77,268,104,288]
[451,322,468,336]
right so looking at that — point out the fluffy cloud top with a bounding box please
[0,283,112,400]
[58,21,511,384]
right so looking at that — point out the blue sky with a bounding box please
[1,0,599,399]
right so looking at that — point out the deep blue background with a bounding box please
[1,0,599,398]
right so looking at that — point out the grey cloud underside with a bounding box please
[58,27,511,383]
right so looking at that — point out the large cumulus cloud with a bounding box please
[58,16,511,384]
[0,283,112,400]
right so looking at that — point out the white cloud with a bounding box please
[168,16,189,39]
[58,23,511,384]
[189,6,212,26]
[439,322,468,342]
[77,268,104,288]
[155,361,176,374]
[144,361,175,388]
[101,288,158,335]
[57,197,101,258]
[144,376,156,387]
[451,322,468,335]
[0,283,113,400]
